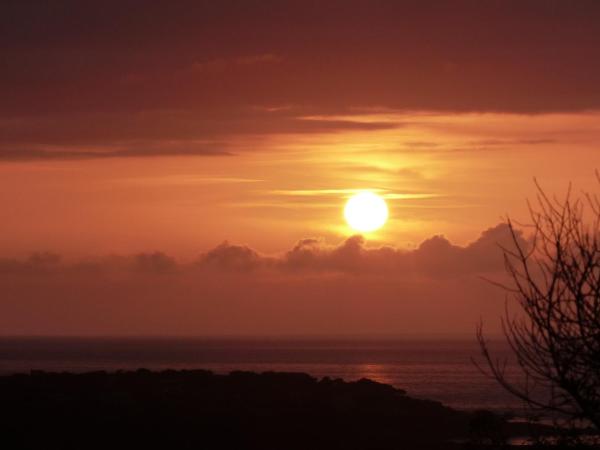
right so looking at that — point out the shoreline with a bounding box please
[0,335,518,413]
[1,368,553,449]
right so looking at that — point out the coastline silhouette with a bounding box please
[1,369,549,450]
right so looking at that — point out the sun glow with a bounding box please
[344,191,389,232]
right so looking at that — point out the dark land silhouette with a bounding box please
[1,369,551,450]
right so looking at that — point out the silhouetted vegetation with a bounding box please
[0,369,547,450]
[477,180,600,437]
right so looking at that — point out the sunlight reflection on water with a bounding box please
[0,337,525,412]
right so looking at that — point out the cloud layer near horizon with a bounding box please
[0,224,524,336]
[0,224,522,276]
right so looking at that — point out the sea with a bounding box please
[0,336,525,413]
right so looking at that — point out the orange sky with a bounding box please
[2,111,599,258]
[1,1,600,335]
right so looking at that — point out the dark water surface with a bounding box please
[0,337,523,412]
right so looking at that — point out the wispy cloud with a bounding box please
[270,189,386,196]
[270,189,438,200]
[113,176,264,186]
[382,193,440,200]
[0,147,232,161]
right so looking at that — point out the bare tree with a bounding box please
[476,180,600,431]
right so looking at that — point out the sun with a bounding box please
[344,191,389,232]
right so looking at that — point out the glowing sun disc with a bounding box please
[344,192,389,232]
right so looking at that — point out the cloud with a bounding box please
[0,147,232,161]
[190,223,524,277]
[0,252,62,273]
[2,1,600,162]
[199,242,273,271]
[279,235,408,274]
[271,189,387,196]
[414,224,529,277]
[468,139,558,147]
[134,252,178,273]
[0,223,524,277]
[0,109,400,160]
[111,176,264,186]
[0,223,527,335]
[270,189,437,201]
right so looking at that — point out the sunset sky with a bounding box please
[2,1,600,336]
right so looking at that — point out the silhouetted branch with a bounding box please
[477,179,600,432]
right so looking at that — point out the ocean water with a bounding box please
[0,337,524,412]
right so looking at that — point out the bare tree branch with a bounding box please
[477,180,600,432]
